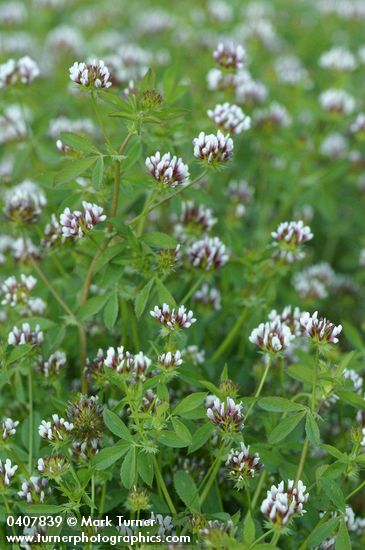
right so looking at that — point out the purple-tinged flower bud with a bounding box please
[193,284,221,311]
[271,220,313,263]
[4,180,46,224]
[206,396,244,432]
[38,351,67,378]
[319,89,355,115]
[187,236,229,270]
[249,319,295,353]
[38,414,73,442]
[300,311,342,344]
[8,322,43,346]
[37,455,69,479]
[193,130,234,164]
[60,201,106,239]
[213,42,246,69]
[1,274,36,307]
[18,476,48,503]
[260,479,309,526]
[145,152,190,189]
[69,59,112,88]
[0,55,39,88]
[207,103,251,135]
[2,417,19,440]
[0,458,17,488]
[226,443,263,488]
[150,304,196,331]
[158,350,183,369]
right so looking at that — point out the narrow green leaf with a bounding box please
[143,232,178,249]
[120,447,136,489]
[137,452,154,487]
[104,292,119,330]
[188,423,213,454]
[158,431,189,448]
[319,478,346,512]
[305,412,321,446]
[172,418,192,444]
[135,279,155,318]
[78,295,109,321]
[268,412,305,444]
[104,410,133,442]
[243,511,255,544]
[93,442,129,470]
[342,321,365,351]
[60,132,99,154]
[92,156,104,189]
[259,397,306,413]
[335,520,351,550]
[307,517,339,547]
[173,393,208,416]
[173,470,200,512]
[54,157,97,186]
[155,278,176,307]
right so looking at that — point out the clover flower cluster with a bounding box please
[186,236,229,270]
[207,102,251,135]
[0,56,39,88]
[320,132,348,158]
[194,284,221,311]
[1,274,36,307]
[254,102,292,128]
[39,414,73,442]
[158,351,183,370]
[268,306,303,337]
[60,201,106,239]
[193,130,234,164]
[274,54,309,85]
[226,443,263,488]
[104,346,152,382]
[49,116,95,152]
[343,368,363,393]
[38,455,69,479]
[150,304,196,331]
[145,152,190,189]
[206,396,244,432]
[271,220,313,263]
[181,345,205,365]
[0,2,27,25]
[2,417,19,440]
[213,42,246,69]
[4,180,46,224]
[69,59,112,88]
[0,459,17,487]
[319,89,355,115]
[38,351,67,378]
[300,311,342,344]
[249,318,295,353]
[199,519,235,544]
[261,480,309,526]
[293,262,336,299]
[350,113,365,135]
[12,237,41,262]
[173,201,217,241]
[0,104,28,145]
[319,47,357,71]
[18,477,48,503]
[8,323,43,346]
[227,179,254,217]
[66,395,104,459]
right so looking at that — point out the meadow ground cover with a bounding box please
[1,0,365,548]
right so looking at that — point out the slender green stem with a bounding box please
[211,309,249,363]
[245,484,252,515]
[346,478,365,501]
[249,527,274,548]
[200,445,224,506]
[99,482,107,515]
[91,475,95,517]
[271,530,281,545]
[2,495,16,536]
[252,470,266,509]
[295,438,309,486]
[180,274,205,304]
[28,366,33,473]
[311,347,320,411]
[111,132,133,218]
[91,92,113,149]
[298,512,330,550]
[244,357,271,420]
[127,171,208,226]
[137,189,158,237]
[153,455,177,515]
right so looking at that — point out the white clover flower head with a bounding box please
[1,273,37,307]
[319,89,355,115]
[206,396,244,432]
[300,311,342,344]
[8,323,43,346]
[249,319,295,353]
[254,102,292,128]
[46,25,83,55]
[234,70,268,104]
[271,220,313,263]
[186,236,229,270]
[42,213,63,248]
[38,351,67,378]
[194,284,221,311]
[4,180,46,224]
[158,350,183,369]
[0,55,39,88]
[227,179,254,217]
[268,305,303,336]
[60,201,106,239]
[274,54,309,85]
[207,103,251,135]
[145,152,190,189]
[260,479,309,526]
[0,104,28,145]
[213,42,246,69]
[320,132,348,158]
[193,130,234,164]
[69,59,112,88]
[104,346,151,382]
[2,417,19,440]
[38,415,73,442]
[319,47,357,71]
[342,369,363,393]
[17,476,48,504]
[173,200,217,241]
[150,303,196,331]
[0,2,27,25]
[226,443,263,486]
[181,345,205,365]
[350,113,365,135]
[0,458,18,487]
[11,237,41,262]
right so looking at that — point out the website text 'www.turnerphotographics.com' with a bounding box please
[3,515,192,547]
